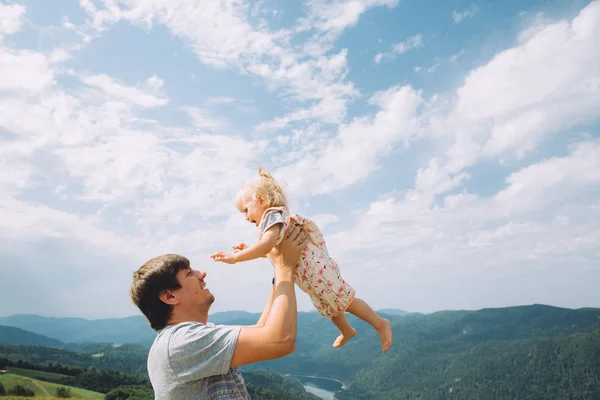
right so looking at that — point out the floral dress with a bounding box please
[260,207,356,319]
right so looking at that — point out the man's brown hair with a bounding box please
[130,254,190,331]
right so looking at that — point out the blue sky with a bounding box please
[0,0,599,319]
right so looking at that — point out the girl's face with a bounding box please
[243,197,267,226]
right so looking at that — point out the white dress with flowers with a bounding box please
[259,207,356,319]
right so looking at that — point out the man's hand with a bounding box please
[269,222,308,272]
[210,251,237,264]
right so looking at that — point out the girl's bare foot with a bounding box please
[332,328,357,348]
[377,318,393,352]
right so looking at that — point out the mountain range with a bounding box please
[0,325,64,347]
[1,304,600,399]
[0,309,409,345]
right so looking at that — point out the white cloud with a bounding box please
[311,2,600,311]
[493,140,600,214]
[275,85,423,195]
[297,0,399,61]
[76,1,376,130]
[329,139,600,262]
[0,46,246,221]
[48,48,73,64]
[0,48,55,94]
[301,0,398,34]
[182,106,225,131]
[0,3,26,36]
[145,74,164,91]
[255,92,349,131]
[0,196,144,256]
[55,131,171,202]
[325,177,599,313]
[81,74,168,108]
[447,0,600,166]
[414,158,470,196]
[310,213,340,230]
[393,34,423,54]
[374,34,423,63]
[1,0,599,317]
[132,134,266,226]
[449,49,464,62]
[207,96,236,105]
[0,142,34,194]
[399,0,600,196]
[453,4,478,24]
[426,61,441,73]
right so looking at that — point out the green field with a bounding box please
[2,398,88,400]
[0,371,103,399]
[4,367,74,382]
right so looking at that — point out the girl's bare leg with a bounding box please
[331,311,357,348]
[346,298,393,352]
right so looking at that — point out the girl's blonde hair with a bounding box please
[234,166,287,212]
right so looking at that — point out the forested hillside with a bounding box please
[0,325,64,348]
[2,304,600,399]
[258,304,600,399]
[335,323,600,399]
[0,348,318,399]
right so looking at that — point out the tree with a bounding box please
[8,385,35,397]
[56,386,72,398]
[104,386,154,400]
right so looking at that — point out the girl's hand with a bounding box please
[232,243,248,252]
[210,251,237,264]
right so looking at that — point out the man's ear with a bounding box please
[159,289,179,306]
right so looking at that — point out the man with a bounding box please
[130,223,307,399]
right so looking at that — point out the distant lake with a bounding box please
[288,374,344,400]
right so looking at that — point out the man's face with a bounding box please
[174,268,215,310]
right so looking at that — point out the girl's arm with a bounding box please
[210,224,282,264]
[230,223,306,367]
[233,225,280,263]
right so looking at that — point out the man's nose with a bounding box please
[194,270,207,280]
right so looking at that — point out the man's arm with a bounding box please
[230,223,305,367]
[253,285,275,328]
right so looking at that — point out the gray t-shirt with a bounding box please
[147,321,249,399]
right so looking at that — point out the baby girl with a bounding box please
[211,167,392,352]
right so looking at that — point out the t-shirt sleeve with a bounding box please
[261,210,286,236]
[168,322,241,382]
